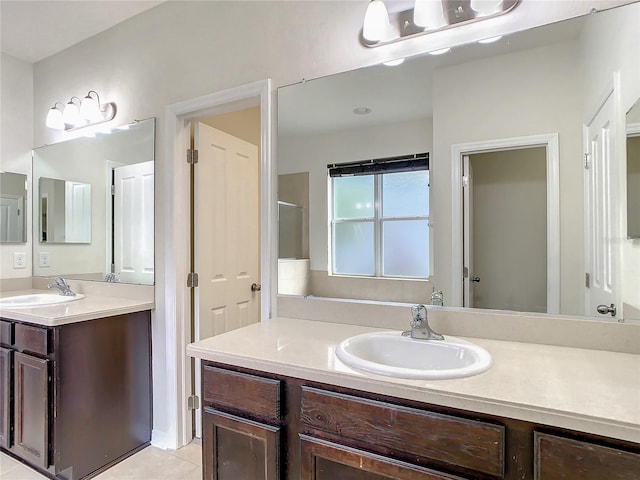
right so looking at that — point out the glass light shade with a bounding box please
[62,100,82,126]
[80,94,102,122]
[470,0,503,16]
[363,0,390,42]
[45,106,65,130]
[413,0,447,29]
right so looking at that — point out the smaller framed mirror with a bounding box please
[0,171,27,243]
[39,177,92,243]
[627,99,640,239]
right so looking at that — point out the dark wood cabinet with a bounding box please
[200,361,640,480]
[13,352,49,469]
[0,346,12,449]
[203,408,281,480]
[0,311,152,480]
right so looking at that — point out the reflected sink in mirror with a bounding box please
[336,331,492,380]
[0,293,85,308]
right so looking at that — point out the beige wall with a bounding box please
[470,148,547,312]
[0,53,33,278]
[432,40,584,315]
[628,136,640,238]
[278,172,309,259]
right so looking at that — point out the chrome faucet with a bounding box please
[430,290,444,307]
[47,277,76,296]
[402,304,444,340]
[104,273,120,283]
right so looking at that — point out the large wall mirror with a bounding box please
[0,172,27,243]
[277,3,640,320]
[33,117,155,285]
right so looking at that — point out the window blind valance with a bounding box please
[328,152,429,178]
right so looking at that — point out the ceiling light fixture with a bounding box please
[353,107,372,115]
[46,90,117,131]
[360,0,520,47]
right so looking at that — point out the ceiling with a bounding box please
[0,0,165,63]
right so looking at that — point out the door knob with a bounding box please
[470,276,481,283]
[596,304,616,317]
[251,283,262,292]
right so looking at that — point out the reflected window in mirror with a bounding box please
[0,172,28,243]
[329,153,430,279]
[627,99,640,239]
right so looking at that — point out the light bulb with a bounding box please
[470,0,503,16]
[45,105,65,130]
[363,0,390,42]
[62,99,82,126]
[413,0,447,29]
[80,93,102,122]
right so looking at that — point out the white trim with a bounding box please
[451,134,560,314]
[627,122,640,137]
[159,79,272,450]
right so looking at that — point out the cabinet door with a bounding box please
[300,435,467,480]
[202,407,280,480]
[0,347,12,449]
[13,352,49,469]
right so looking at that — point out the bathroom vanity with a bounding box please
[188,317,640,480]
[0,291,153,480]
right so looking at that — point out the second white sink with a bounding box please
[0,293,85,309]
[336,331,492,380]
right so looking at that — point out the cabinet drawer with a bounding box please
[15,324,49,357]
[300,387,504,478]
[0,321,13,346]
[534,432,640,479]
[202,364,282,424]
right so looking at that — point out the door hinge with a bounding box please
[187,395,200,410]
[111,185,115,195]
[585,272,590,288]
[187,149,199,164]
[187,272,199,288]
[584,153,590,169]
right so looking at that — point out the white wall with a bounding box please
[18,0,637,448]
[1,53,33,279]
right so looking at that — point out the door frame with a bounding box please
[451,133,560,314]
[160,79,273,449]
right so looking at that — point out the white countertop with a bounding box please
[187,317,640,444]
[0,289,154,326]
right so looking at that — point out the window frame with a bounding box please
[329,170,431,280]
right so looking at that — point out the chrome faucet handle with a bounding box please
[407,304,444,341]
[48,277,76,296]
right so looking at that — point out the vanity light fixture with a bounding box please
[46,90,117,131]
[360,0,520,47]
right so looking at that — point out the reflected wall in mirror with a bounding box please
[627,99,640,239]
[277,3,640,320]
[39,177,91,243]
[33,117,155,285]
[0,172,27,243]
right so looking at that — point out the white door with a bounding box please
[64,182,91,242]
[584,90,621,319]
[114,161,155,284]
[0,195,23,242]
[193,122,260,436]
[462,156,476,307]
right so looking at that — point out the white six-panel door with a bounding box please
[584,88,621,320]
[114,161,155,284]
[193,122,260,436]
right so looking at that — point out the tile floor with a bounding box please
[0,441,202,480]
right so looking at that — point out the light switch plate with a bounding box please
[13,252,26,269]
[39,252,50,267]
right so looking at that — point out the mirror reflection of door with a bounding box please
[113,161,155,284]
[463,147,547,313]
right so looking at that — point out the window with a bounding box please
[329,153,430,279]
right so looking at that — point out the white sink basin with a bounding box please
[0,293,85,308]
[336,331,492,380]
